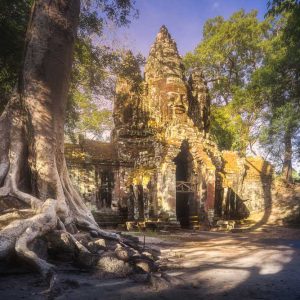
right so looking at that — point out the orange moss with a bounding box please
[222,151,241,173]
[245,157,273,178]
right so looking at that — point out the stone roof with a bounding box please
[222,151,273,178]
[222,151,243,174]
[144,25,184,81]
[65,139,118,163]
[245,157,273,178]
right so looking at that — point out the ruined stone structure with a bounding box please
[216,152,273,221]
[65,26,273,228]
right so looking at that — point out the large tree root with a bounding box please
[0,103,124,278]
[0,137,138,289]
[0,208,35,228]
[0,156,143,286]
[15,199,58,279]
[0,199,57,277]
[0,0,159,295]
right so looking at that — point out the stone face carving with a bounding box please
[112,26,221,225]
[144,26,189,126]
[113,51,144,135]
[188,69,210,133]
[145,25,185,81]
[65,26,273,228]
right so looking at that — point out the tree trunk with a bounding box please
[282,130,293,183]
[0,0,122,281]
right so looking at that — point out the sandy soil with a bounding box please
[1,226,300,300]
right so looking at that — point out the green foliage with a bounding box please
[66,0,139,141]
[292,169,300,181]
[0,0,138,141]
[253,7,300,169]
[184,10,270,103]
[267,0,300,15]
[0,0,33,112]
[185,5,300,174]
[67,36,119,141]
[82,0,138,29]
[210,104,242,151]
[184,10,271,154]
[116,50,145,92]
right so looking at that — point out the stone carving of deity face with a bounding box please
[167,91,187,115]
[165,79,188,117]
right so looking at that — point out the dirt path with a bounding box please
[147,228,300,300]
[1,227,300,299]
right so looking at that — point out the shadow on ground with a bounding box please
[1,228,300,300]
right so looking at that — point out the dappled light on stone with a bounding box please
[65,25,273,232]
[1,1,300,299]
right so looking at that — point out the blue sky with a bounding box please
[118,0,269,56]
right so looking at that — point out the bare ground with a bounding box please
[1,226,300,300]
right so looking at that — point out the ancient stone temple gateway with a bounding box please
[65,26,273,228]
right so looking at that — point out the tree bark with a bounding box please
[0,0,121,281]
[282,129,293,183]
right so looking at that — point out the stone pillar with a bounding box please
[189,174,199,217]
[149,175,157,219]
[143,184,150,220]
[206,169,216,224]
[157,161,176,220]
[137,185,144,220]
[222,187,229,218]
[195,167,203,216]
[133,185,139,220]
[111,169,118,211]
[127,185,135,221]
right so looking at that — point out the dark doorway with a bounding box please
[137,185,144,220]
[97,170,114,209]
[174,141,193,228]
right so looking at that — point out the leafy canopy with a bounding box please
[0,0,138,141]
[0,0,33,112]
[184,10,271,154]
[254,4,300,172]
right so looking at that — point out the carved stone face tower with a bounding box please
[113,26,211,138]
[66,26,273,229]
[113,26,221,225]
[143,25,189,126]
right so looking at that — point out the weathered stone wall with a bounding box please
[67,163,97,211]
[65,141,133,214]
[242,157,273,213]
[112,26,223,224]
[188,70,210,133]
[64,26,274,228]
[218,151,273,219]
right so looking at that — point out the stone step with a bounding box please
[92,210,126,228]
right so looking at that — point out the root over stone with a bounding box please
[0,0,155,290]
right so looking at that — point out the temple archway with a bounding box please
[174,140,194,227]
[97,170,114,210]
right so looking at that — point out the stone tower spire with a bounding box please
[113,51,144,139]
[188,69,211,133]
[144,25,185,82]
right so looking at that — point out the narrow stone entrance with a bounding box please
[97,170,114,209]
[174,141,194,228]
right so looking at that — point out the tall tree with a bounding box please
[267,0,300,14]
[0,0,137,141]
[66,0,138,140]
[184,10,271,154]
[0,0,33,112]
[0,0,136,282]
[255,3,300,182]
